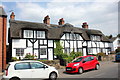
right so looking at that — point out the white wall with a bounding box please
[12,39,26,59]
[113,38,118,51]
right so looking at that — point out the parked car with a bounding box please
[2,60,58,80]
[115,52,120,62]
[66,55,100,74]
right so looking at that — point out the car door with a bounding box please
[82,57,91,70]
[89,56,96,69]
[30,62,49,78]
[14,62,32,78]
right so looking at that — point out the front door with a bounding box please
[48,48,53,60]
[82,46,88,56]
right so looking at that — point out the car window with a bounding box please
[15,62,30,70]
[90,56,94,60]
[30,62,44,69]
[72,57,83,62]
[84,57,91,62]
[116,52,120,55]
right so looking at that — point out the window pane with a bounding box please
[24,30,33,38]
[37,31,45,38]
[84,57,91,62]
[16,49,24,56]
[30,62,44,69]
[15,63,30,70]
[66,33,69,39]
[40,48,47,55]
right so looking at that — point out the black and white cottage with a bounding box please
[8,12,111,60]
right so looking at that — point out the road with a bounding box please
[58,61,119,78]
[0,61,119,80]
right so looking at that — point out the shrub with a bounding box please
[63,51,83,63]
[12,57,19,61]
[24,53,37,60]
[97,52,106,56]
[115,47,120,53]
[70,51,83,59]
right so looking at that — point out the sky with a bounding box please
[0,0,119,38]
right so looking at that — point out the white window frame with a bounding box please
[37,31,45,38]
[24,30,33,38]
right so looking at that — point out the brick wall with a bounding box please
[0,16,7,72]
[0,17,3,72]
[3,17,7,70]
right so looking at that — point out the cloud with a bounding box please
[15,2,118,36]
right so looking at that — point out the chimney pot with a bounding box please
[43,15,50,25]
[58,18,65,25]
[82,22,88,29]
[10,12,15,20]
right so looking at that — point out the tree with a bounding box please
[117,34,120,38]
[106,34,113,39]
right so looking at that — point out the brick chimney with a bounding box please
[43,15,50,25]
[82,22,88,29]
[10,12,15,20]
[58,18,65,25]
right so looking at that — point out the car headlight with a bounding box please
[73,63,80,66]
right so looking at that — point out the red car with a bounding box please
[66,55,100,74]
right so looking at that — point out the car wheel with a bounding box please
[9,77,20,80]
[78,67,83,74]
[49,72,57,80]
[95,64,100,70]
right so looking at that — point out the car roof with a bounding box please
[9,60,41,64]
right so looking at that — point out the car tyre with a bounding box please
[49,72,57,80]
[78,67,83,74]
[9,77,20,80]
[95,64,100,70]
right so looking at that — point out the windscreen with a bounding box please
[72,57,83,63]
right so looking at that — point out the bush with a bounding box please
[24,53,37,60]
[63,51,83,63]
[12,57,19,61]
[70,51,82,59]
[115,47,120,53]
[97,52,106,57]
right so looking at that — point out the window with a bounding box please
[76,34,80,40]
[65,33,69,39]
[40,48,47,55]
[72,57,83,62]
[15,63,30,70]
[91,35,101,41]
[78,49,82,53]
[64,48,70,54]
[16,49,24,56]
[30,62,44,69]
[84,57,91,62]
[90,56,94,60]
[37,31,45,38]
[24,30,33,38]
[23,30,45,38]
[88,48,92,53]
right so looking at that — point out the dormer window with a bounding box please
[24,30,33,38]
[37,31,45,38]
[23,30,45,39]
[91,35,101,41]
[65,33,83,40]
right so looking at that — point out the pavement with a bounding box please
[0,72,3,76]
